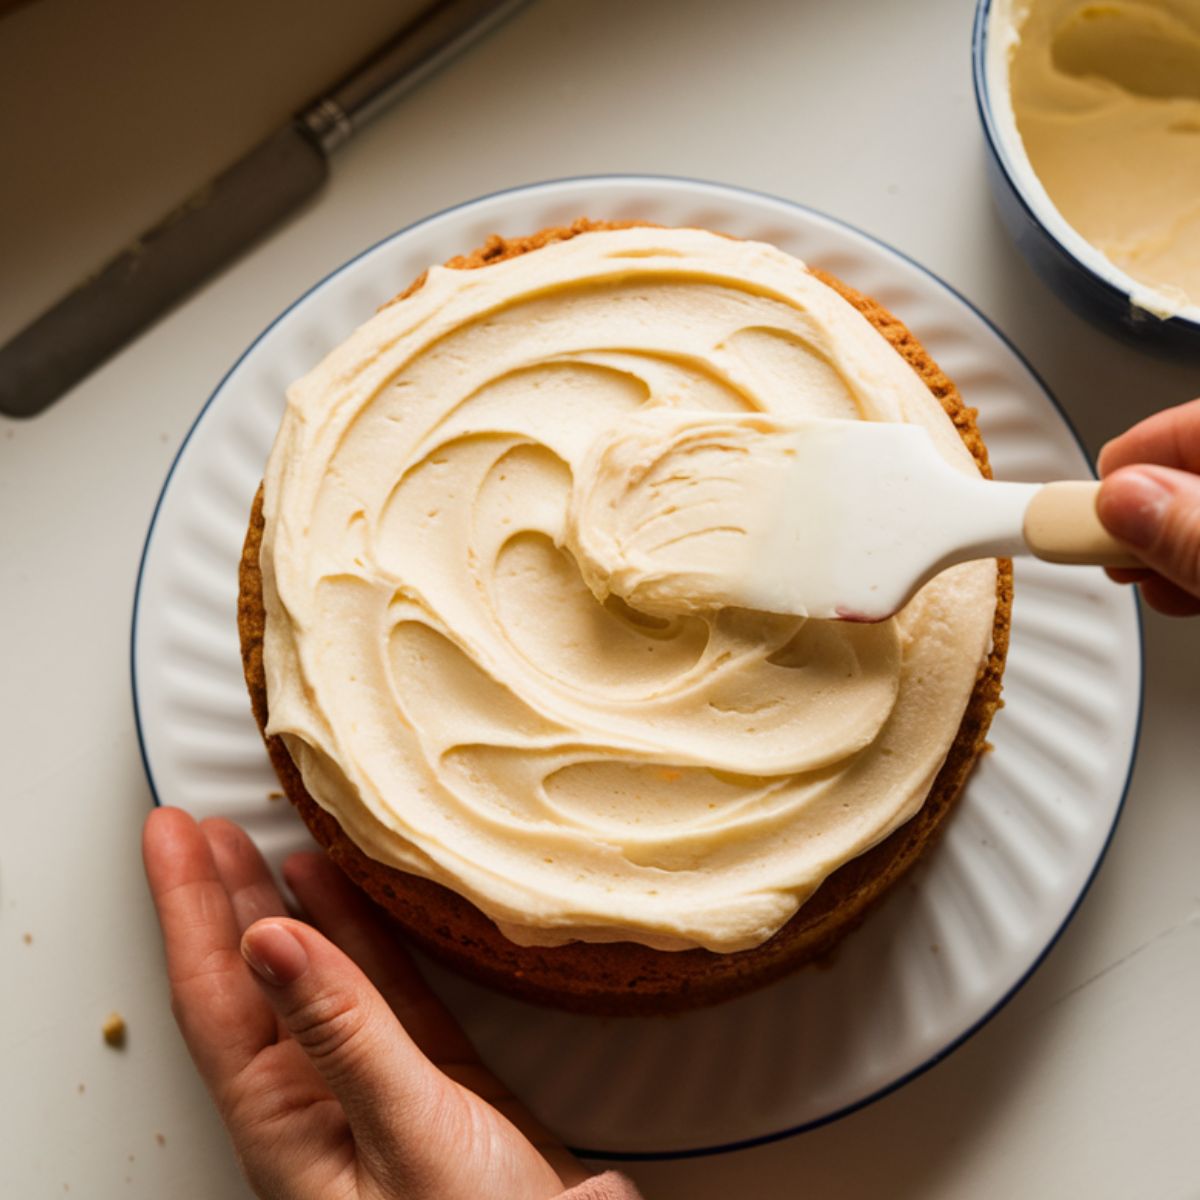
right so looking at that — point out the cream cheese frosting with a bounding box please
[1006,0,1200,313]
[260,226,998,953]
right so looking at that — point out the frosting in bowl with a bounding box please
[1005,0,1200,314]
[260,226,997,952]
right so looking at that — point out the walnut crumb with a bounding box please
[102,1012,127,1048]
[267,790,284,802]
[22,932,32,945]
[155,1132,166,1147]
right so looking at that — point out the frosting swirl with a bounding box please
[261,227,997,952]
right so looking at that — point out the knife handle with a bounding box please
[1023,481,1143,568]
[300,0,529,153]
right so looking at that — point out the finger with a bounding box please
[142,808,277,1089]
[1097,465,1200,601]
[1139,574,1200,617]
[240,917,446,1178]
[1098,397,1200,477]
[284,853,588,1178]
[283,852,477,1066]
[1105,566,1153,584]
[1106,563,1200,613]
[201,818,289,933]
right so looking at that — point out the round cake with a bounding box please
[238,220,1012,1015]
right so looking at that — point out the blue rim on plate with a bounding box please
[971,0,1200,355]
[130,174,1144,1161]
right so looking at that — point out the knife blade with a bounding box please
[0,0,527,418]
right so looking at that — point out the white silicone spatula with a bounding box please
[592,417,1141,623]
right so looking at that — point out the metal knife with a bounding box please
[0,0,527,418]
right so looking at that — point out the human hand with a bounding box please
[1096,397,1200,616]
[143,807,591,1200]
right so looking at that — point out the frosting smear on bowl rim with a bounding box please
[260,226,998,953]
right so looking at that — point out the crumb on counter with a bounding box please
[155,1132,166,1147]
[102,1012,127,1048]
[77,1083,85,1094]
[22,931,32,944]
[267,790,284,802]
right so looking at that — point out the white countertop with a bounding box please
[2,1,1198,1196]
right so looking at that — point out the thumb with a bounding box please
[241,918,443,1170]
[1097,465,1200,599]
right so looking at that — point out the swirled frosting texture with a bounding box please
[261,227,997,952]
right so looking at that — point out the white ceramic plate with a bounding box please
[132,176,1142,1159]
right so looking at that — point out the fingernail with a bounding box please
[1099,469,1171,550]
[241,922,308,986]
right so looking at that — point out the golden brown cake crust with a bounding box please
[238,220,1012,1016]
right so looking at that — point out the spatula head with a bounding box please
[567,410,1014,621]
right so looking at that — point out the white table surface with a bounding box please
[2,1,1198,1196]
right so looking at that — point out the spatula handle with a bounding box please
[1023,481,1142,568]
